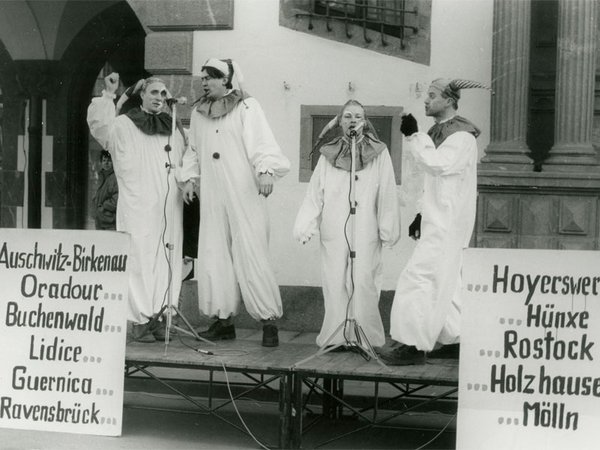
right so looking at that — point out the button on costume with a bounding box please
[294,131,400,347]
[390,115,479,352]
[187,86,290,322]
[87,89,193,324]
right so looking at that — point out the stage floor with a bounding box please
[125,328,459,449]
[125,328,459,383]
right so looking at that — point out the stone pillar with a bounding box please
[544,0,598,170]
[13,61,59,228]
[26,94,43,229]
[481,0,533,169]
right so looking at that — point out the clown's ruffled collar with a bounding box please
[195,89,249,119]
[125,107,172,136]
[320,132,386,172]
[427,115,480,148]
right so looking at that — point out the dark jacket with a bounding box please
[94,168,118,230]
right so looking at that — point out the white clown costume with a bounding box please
[87,90,194,324]
[294,133,400,347]
[187,87,290,321]
[390,117,479,352]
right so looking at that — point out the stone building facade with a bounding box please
[477,0,600,250]
[1,0,599,255]
[0,0,232,229]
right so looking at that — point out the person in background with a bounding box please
[293,99,400,350]
[94,150,118,231]
[380,78,489,365]
[182,58,290,347]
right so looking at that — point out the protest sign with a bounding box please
[458,248,600,450]
[0,229,129,436]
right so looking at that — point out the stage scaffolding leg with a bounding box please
[291,373,304,449]
[279,373,293,449]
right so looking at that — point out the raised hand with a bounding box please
[104,73,120,95]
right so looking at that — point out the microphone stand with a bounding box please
[295,126,387,369]
[151,99,214,353]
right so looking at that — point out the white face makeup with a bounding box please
[340,104,365,138]
[140,81,168,113]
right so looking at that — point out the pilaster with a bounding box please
[544,0,599,170]
[481,0,533,170]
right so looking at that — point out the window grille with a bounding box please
[296,0,418,47]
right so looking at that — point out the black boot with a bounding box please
[378,344,425,366]
[151,319,175,342]
[198,319,236,341]
[131,322,156,343]
[262,322,279,347]
[428,343,460,359]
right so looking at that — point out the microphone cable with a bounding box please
[342,141,356,347]
[174,333,269,449]
[414,413,457,450]
[159,138,174,313]
[341,132,371,360]
[158,97,191,316]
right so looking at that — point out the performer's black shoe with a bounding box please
[151,320,175,342]
[131,322,156,343]
[428,343,460,359]
[378,345,425,366]
[198,319,236,341]
[262,323,279,347]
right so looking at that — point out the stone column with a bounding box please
[13,61,59,228]
[544,0,598,170]
[481,0,533,168]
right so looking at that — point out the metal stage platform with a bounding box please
[124,329,458,449]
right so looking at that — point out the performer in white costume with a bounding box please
[182,58,290,347]
[381,78,489,365]
[88,73,196,342]
[294,100,400,348]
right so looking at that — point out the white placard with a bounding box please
[0,229,129,436]
[458,248,600,450]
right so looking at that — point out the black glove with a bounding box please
[400,113,418,137]
[408,213,422,240]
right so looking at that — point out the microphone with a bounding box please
[166,97,188,107]
[349,121,365,138]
